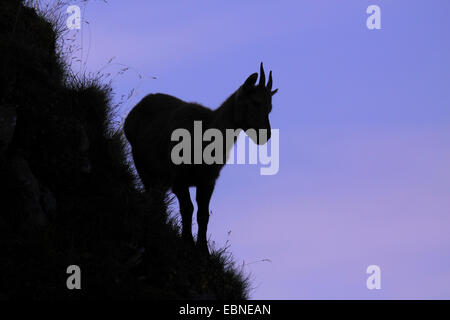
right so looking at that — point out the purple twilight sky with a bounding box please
[64,0,450,299]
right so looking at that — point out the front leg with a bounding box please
[196,182,215,256]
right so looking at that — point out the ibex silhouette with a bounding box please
[124,63,277,255]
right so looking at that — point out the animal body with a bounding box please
[124,63,277,255]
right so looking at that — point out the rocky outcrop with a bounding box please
[0,103,16,156]
[0,0,248,300]
[7,153,48,227]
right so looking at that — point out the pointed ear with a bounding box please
[243,72,258,90]
[271,88,278,96]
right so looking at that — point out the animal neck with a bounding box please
[212,92,238,132]
[210,92,243,163]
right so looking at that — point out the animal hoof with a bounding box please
[197,242,210,257]
[183,236,195,247]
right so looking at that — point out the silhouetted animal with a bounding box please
[124,63,278,255]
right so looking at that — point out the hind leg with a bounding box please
[172,184,194,245]
[131,148,149,188]
[131,148,168,205]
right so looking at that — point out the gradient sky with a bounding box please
[62,0,450,299]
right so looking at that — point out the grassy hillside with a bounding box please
[0,0,248,299]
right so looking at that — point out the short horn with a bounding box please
[259,62,265,87]
[267,70,273,90]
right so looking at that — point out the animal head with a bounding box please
[234,63,278,145]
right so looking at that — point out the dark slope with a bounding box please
[0,0,248,299]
